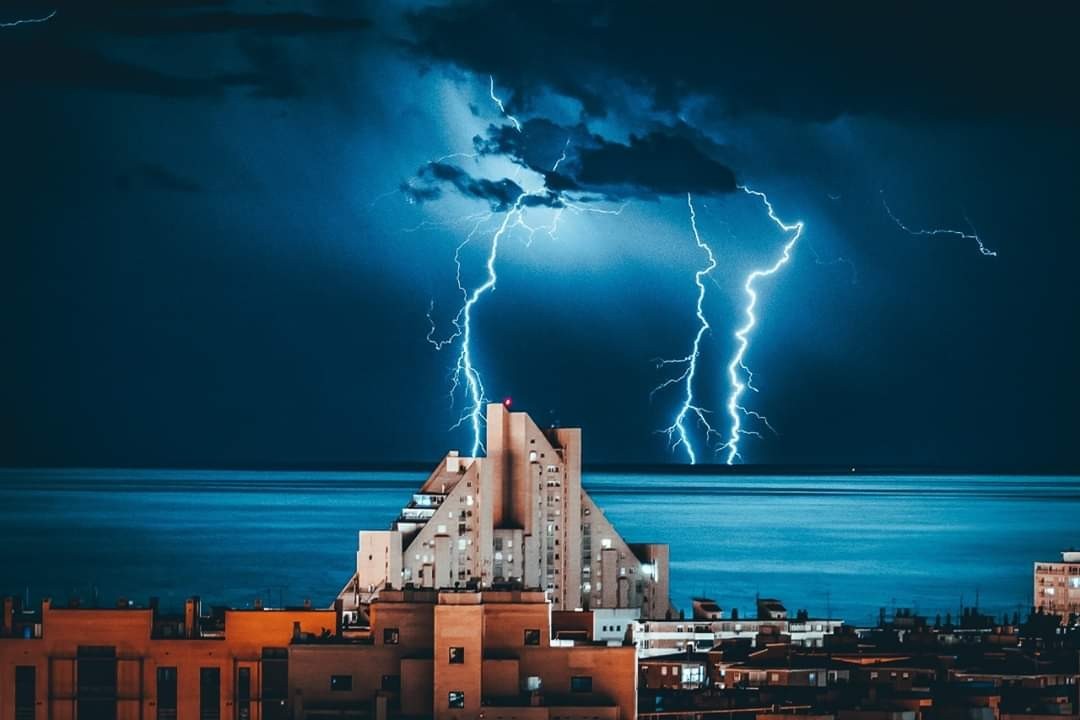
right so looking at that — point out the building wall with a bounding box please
[0,601,336,720]
[434,603,484,720]
[1033,559,1080,619]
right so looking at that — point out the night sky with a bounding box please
[3,1,1079,470]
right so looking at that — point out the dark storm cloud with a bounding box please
[401,162,562,212]
[71,7,371,37]
[0,3,369,100]
[474,119,736,198]
[116,163,203,193]
[407,2,1080,126]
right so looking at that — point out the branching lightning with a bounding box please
[881,192,997,257]
[720,185,803,465]
[654,194,719,464]
[424,77,624,455]
[0,9,55,28]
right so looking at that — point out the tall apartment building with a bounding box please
[340,403,673,620]
[1034,550,1080,620]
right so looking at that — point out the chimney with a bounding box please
[254,597,263,610]
[303,598,312,609]
[334,598,344,636]
[292,621,302,641]
[184,597,201,639]
[446,450,460,474]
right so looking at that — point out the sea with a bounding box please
[1,470,1077,626]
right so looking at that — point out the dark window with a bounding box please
[523,628,541,646]
[381,675,401,692]
[15,666,35,720]
[78,646,117,720]
[261,648,288,720]
[157,667,178,720]
[330,675,352,692]
[449,646,465,664]
[237,668,251,720]
[383,627,400,645]
[448,691,465,709]
[570,676,593,693]
[199,668,220,720]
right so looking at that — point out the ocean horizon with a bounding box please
[2,469,1077,626]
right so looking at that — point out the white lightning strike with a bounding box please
[881,192,997,257]
[489,75,521,132]
[424,77,627,454]
[0,9,55,27]
[721,185,803,465]
[654,194,720,464]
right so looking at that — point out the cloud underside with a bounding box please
[407,2,1079,126]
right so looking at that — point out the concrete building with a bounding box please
[0,591,636,720]
[0,596,338,720]
[1033,551,1080,620]
[340,403,673,620]
[632,599,842,657]
[292,588,636,719]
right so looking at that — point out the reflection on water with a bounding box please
[1,469,1076,624]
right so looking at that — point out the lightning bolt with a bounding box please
[654,194,720,464]
[881,192,997,257]
[488,75,522,132]
[721,185,803,465]
[423,77,626,455]
[0,9,55,27]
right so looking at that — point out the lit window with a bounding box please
[524,628,541,646]
[437,525,447,534]
[383,628,400,645]
[570,676,592,693]
[449,647,464,664]
[448,691,465,709]
[525,676,541,691]
[601,538,612,549]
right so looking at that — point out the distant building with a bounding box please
[633,599,842,657]
[339,403,674,620]
[1033,551,1080,620]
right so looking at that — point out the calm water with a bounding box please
[1,470,1077,625]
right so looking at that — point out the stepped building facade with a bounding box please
[339,403,673,621]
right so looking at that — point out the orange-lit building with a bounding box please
[1,589,636,720]
[0,596,337,720]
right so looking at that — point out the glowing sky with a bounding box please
[2,1,1078,469]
